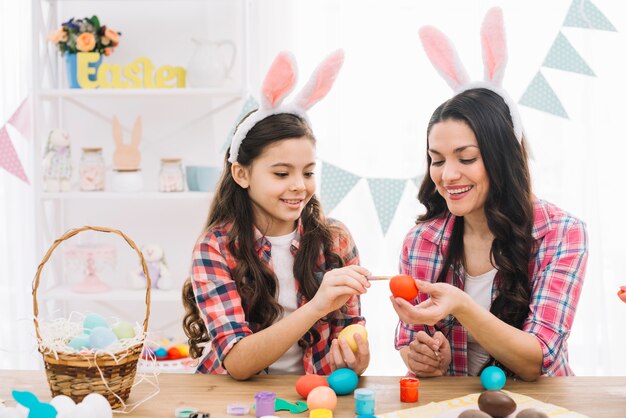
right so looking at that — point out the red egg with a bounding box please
[618,286,626,303]
[296,374,329,398]
[167,347,182,360]
[390,274,419,301]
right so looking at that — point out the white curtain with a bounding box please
[255,0,626,376]
[0,0,38,369]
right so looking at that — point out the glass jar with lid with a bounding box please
[79,147,105,191]
[159,158,185,192]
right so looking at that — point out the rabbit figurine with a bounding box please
[42,129,72,192]
[112,116,142,170]
[130,243,173,290]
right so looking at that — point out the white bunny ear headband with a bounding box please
[228,49,345,163]
[419,7,523,143]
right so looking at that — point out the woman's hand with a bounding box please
[309,265,370,317]
[329,332,370,375]
[390,280,468,326]
[402,331,451,377]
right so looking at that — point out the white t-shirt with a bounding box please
[266,229,305,374]
[464,268,497,376]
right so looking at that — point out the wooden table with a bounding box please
[1,371,625,417]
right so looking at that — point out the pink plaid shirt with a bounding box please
[191,218,363,375]
[395,198,588,376]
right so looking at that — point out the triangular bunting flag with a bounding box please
[6,97,32,140]
[0,125,29,184]
[563,0,616,31]
[222,96,259,152]
[543,32,595,76]
[367,178,406,235]
[319,162,361,214]
[519,71,569,119]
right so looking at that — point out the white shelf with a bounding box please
[39,88,244,99]
[40,286,179,302]
[41,191,214,200]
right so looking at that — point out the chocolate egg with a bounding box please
[458,410,492,417]
[516,408,549,418]
[477,390,516,417]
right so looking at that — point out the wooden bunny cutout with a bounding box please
[112,116,142,170]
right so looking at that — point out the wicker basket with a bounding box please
[32,226,151,409]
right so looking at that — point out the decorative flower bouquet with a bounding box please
[48,16,121,56]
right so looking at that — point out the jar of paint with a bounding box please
[400,377,420,402]
[254,391,276,417]
[354,388,375,415]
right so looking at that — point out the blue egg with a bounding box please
[68,334,90,351]
[154,347,168,359]
[83,313,108,334]
[327,368,359,395]
[480,365,506,390]
[88,327,117,349]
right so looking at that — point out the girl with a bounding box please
[392,8,588,381]
[182,50,371,380]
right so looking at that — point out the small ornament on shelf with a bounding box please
[130,244,173,290]
[159,158,185,192]
[64,244,116,293]
[79,147,105,191]
[111,116,144,192]
[42,129,72,192]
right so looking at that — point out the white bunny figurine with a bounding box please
[130,243,173,290]
[42,129,72,192]
[112,116,142,170]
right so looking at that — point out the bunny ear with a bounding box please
[481,7,507,86]
[419,26,470,91]
[261,51,298,109]
[112,116,123,146]
[131,116,142,147]
[294,49,345,111]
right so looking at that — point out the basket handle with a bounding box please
[32,226,151,341]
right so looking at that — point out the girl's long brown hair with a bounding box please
[418,88,535,347]
[183,113,346,359]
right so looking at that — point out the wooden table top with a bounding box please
[1,371,625,417]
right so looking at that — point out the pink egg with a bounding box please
[307,386,337,411]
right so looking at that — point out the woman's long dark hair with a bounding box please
[183,113,345,359]
[418,88,534,335]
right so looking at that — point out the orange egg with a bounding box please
[307,386,337,411]
[337,324,368,352]
[390,274,419,300]
[296,374,329,398]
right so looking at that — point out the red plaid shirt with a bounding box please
[191,218,363,375]
[395,199,588,376]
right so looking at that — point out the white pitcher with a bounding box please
[186,38,237,88]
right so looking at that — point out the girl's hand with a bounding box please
[309,265,371,317]
[329,332,370,375]
[390,280,468,325]
[403,331,451,377]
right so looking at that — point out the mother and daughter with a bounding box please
[181,7,588,381]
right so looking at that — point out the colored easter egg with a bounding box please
[177,344,190,357]
[154,347,168,359]
[68,334,90,351]
[307,386,337,411]
[618,286,626,303]
[337,324,368,352]
[327,368,359,395]
[88,326,117,349]
[296,374,329,398]
[167,347,182,359]
[480,366,507,391]
[112,321,135,339]
[83,313,108,333]
[81,393,113,418]
[389,274,419,301]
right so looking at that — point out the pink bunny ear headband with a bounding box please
[228,49,345,163]
[419,7,523,143]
